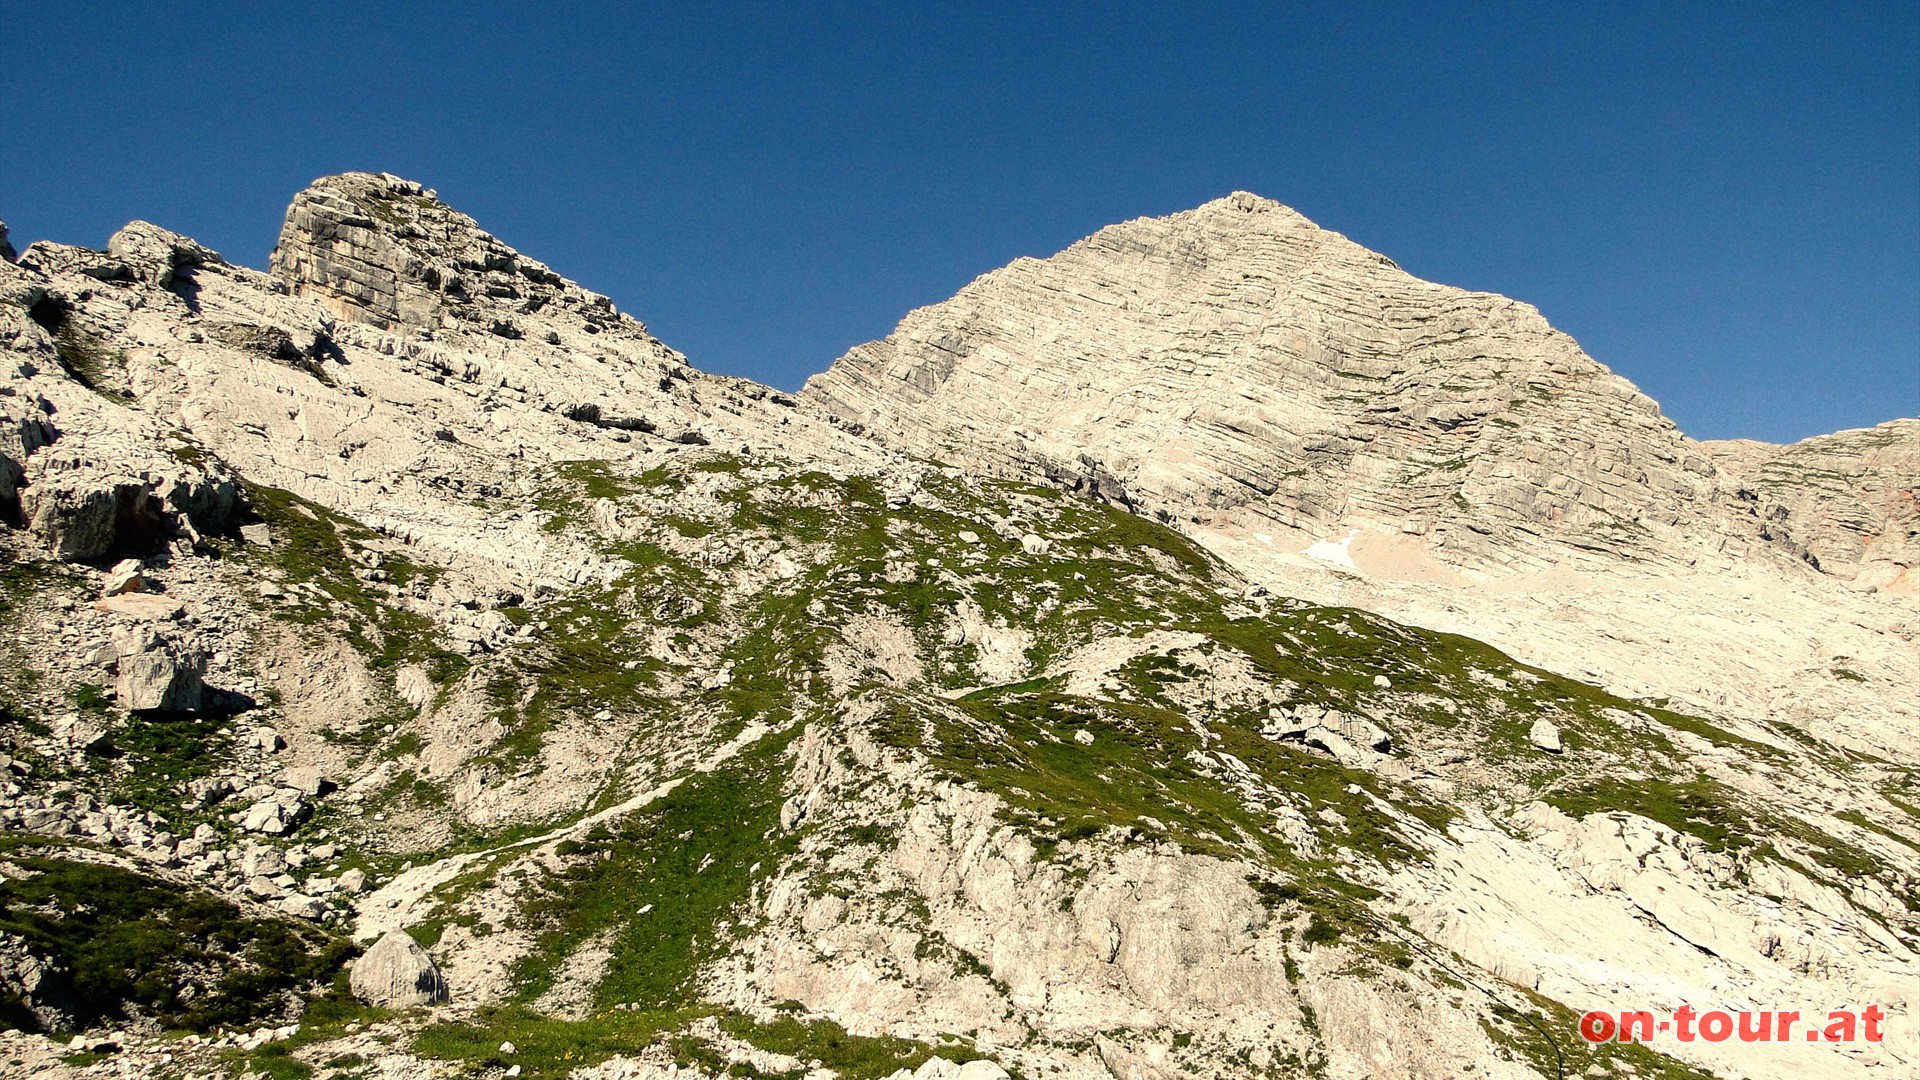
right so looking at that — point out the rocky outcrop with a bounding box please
[272,171,671,352]
[350,929,448,1007]
[1705,418,1919,593]
[0,935,74,1030]
[106,221,223,289]
[20,463,235,561]
[0,171,873,642]
[0,277,239,558]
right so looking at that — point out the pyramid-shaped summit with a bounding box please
[803,189,1732,574]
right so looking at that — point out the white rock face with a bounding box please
[805,192,1731,571]
[1704,419,1920,588]
[1527,718,1562,753]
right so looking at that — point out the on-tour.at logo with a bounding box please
[1578,1005,1887,1044]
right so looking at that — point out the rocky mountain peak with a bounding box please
[271,172,661,353]
[803,190,1747,576]
[1185,189,1297,219]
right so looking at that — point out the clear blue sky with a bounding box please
[3,2,1914,442]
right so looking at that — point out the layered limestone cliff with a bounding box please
[1704,418,1919,590]
[802,192,1739,572]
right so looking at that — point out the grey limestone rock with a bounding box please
[106,221,222,288]
[350,929,448,1007]
[115,640,205,713]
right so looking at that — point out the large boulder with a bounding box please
[23,471,158,561]
[21,461,236,561]
[350,930,448,1008]
[102,558,146,595]
[1528,718,1564,754]
[115,640,205,713]
[1264,704,1393,763]
[239,791,306,835]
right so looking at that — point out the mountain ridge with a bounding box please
[0,174,1911,1079]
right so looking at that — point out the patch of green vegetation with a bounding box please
[1543,774,1896,892]
[1883,793,1920,827]
[223,1041,314,1079]
[383,730,424,760]
[52,326,129,397]
[469,577,686,772]
[910,683,1435,950]
[215,978,392,1077]
[663,514,715,538]
[1634,705,1785,760]
[1051,500,1218,579]
[536,460,640,533]
[416,1005,702,1079]
[0,838,353,1033]
[106,712,231,816]
[378,768,450,809]
[1832,667,1867,683]
[417,1004,993,1080]
[168,437,213,467]
[358,189,438,228]
[0,557,71,620]
[1478,985,1720,1080]
[509,728,800,1009]
[1765,820,1894,886]
[69,682,114,715]
[1543,775,1752,853]
[240,483,469,684]
[718,1013,987,1079]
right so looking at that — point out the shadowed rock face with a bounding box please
[803,192,1755,574]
